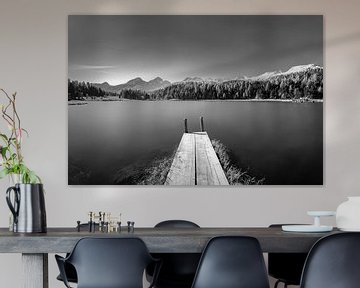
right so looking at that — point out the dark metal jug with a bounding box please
[6,183,47,233]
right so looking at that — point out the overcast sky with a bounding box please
[68,15,323,85]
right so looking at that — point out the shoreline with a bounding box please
[68,98,323,104]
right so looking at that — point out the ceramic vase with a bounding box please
[6,183,47,233]
[336,196,360,231]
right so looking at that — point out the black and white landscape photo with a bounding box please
[68,15,323,185]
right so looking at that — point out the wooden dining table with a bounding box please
[0,226,339,288]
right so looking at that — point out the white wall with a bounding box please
[0,0,360,287]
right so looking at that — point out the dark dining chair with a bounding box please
[300,232,360,288]
[55,237,160,288]
[191,236,270,288]
[147,220,201,288]
[268,224,308,288]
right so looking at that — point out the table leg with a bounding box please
[22,253,48,288]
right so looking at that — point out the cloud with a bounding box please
[69,64,117,70]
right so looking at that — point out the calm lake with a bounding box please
[68,100,323,185]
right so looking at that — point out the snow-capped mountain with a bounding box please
[245,64,322,81]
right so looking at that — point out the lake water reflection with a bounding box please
[68,100,323,185]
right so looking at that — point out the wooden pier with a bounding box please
[165,117,229,185]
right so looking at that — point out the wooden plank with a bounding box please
[195,132,229,185]
[165,133,196,185]
[22,253,48,288]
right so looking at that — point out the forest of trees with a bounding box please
[118,67,323,101]
[68,79,112,100]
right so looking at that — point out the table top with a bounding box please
[0,227,340,254]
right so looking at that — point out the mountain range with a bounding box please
[180,76,227,83]
[93,77,171,93]
[91,64,322,94]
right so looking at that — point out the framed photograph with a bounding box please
[68,15,323,185]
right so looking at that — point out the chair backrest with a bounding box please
[191,236,270,288]
[155,220,200,228]
[300,232,360,288]
[67,237,154,288]
[151,220,201,286]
